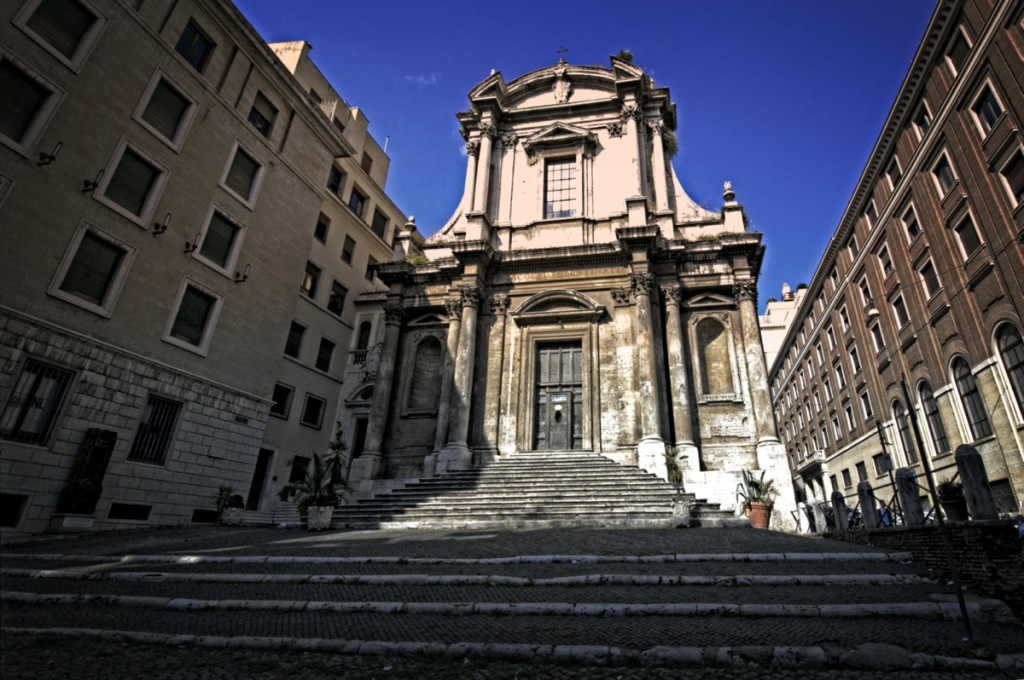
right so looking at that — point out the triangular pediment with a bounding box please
[684,292,736,309]
[521,122,597,157]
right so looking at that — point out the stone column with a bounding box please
[480,294,510,458]
[734,279,780,446]
[462,139,479,212]
[472,122,496,215]
[621,102,644,196]
[661,284,699,472]
[438,285,482,472]
[647,119,671,213]
[352,299,404,481]
[433,298,462,452]
[632,273,668,480]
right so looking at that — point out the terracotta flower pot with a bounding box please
[747,501,772,529]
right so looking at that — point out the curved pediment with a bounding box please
[512,289,606,326]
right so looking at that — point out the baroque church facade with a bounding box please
[342,57,795,527]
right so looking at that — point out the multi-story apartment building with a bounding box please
[0,0,405,535]
[769,0,1024,515]
[254,41,406,513]
[759,283,809,371]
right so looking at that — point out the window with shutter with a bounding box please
[198,212,239,269]
[22,0,98,63]
[0,59,53,148]
[141,78,190,143]
[104,147,159,217]
[223,146,261,203]
[169,285,216,347]
[59,231,124,305]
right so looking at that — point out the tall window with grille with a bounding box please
[0,359,74,445]
[127,395,181,465]
[952,357,992,440]
[996,324,1024,417]
[919,382,950,455]
[544,158,576,218]
[893,400,919,465]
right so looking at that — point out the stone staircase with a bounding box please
[330,450,742,529]
[238,506,301,528]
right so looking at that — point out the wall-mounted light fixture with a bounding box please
[184,233,201,253]
[234,264,250,283]
[153,212,171,235]
[81,169,104,193]
[38,141,63,166]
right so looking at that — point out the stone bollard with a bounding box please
[831,491,849,531]
[895,467,924,526]
[955,444,999,520]
[811,501,828,534]
[857,481,881,529]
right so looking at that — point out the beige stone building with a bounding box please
[769,0,1024,518]
[0,0,405,534]
[339,57,796,528]
[759,283,809,371]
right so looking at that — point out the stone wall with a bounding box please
[828,521,1024,620]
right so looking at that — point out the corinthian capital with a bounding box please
[501,132,518,149]
[489,294,510,315]
[661,284,683,304]
[459,285,483,308]
[620,102,642,122]
[479,122,498,139]
[646,119,664,136]
[383,301,405,323]
[629,273,654,296]
[465,140,480,157]
[733,279,758,305]
[444,298,462,321]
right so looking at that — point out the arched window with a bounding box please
[952,356,992,440]
[918,382,950,456]
[697,318,732,395]
[408,336,442,410]
[356,321,372,350]
[892,400,918,464]
[996,323,1024,416]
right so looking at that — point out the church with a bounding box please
[340,56,795,528]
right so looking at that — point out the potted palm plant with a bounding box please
[214,486,245,525]
[285,451,348,530]
[736,469,778,529]
[937,478,968,521]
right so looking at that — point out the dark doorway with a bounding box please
[535,341,583,450]
[246,448,273,510]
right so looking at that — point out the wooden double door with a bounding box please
[534,341,584,450]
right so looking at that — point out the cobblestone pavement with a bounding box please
[2,526,1022,678]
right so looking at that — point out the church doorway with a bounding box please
[534,341,584,450]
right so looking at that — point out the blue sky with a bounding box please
[236,0,937,312]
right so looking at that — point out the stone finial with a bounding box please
[405,216,417,232]
[723,181,736,203]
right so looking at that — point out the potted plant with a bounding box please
[214,486,245,525]
[285,450,348,530]
[736,469,778,529]
[937,478,968,521]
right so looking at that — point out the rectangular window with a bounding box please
[21,0,99,65]
[301,261,320,299]
[972,86,1002,136]
[544,158,577,218]
[327,281,347,316]
[314,213,329,243]
[823,377,833,401]
[103,146,160,218]
[198,211,240,269]
[140,76,191,145]
[360,152,373,174]
[327,167,343,195]
[348,186,367,219]
[341,235,355,264]
[892,295,909,328]
[247,91,276,137]
[954,214,982,258]
[836,362,847,388]
[845,404,856,430]
[945,28,970,76]
[856,462,868,483]
[842,468,852,488]
[0,58,54,150]
[826,326,836,351]
[0,358,74,445]
[371,209,388,240]
[864,201,877,228]
[877,244,893,277]
[315,338,335,372]
[839,305,850,332]
[919,260,940,298]
[933,155,956,196]
[269,383,293,418]
[54,229,129,313]
[815,342,825,366]
[126,395,181,465]
[913,104,931,139]
[284,321,304,358]
[168,285,217,348]
[832,416,842,441]
[365,255,378,282]
[300,394,326,428]
[223,145,261,204]
[869,322,885,353]
[175,20,214,73]
[850,344,862,373]
[999,149,1024,206]
[872,453,890,477]
[829,474,838,491]
[813,390,822,412]
[860,391,874,419]
[858,277,871,306]
[902,206,920,241]
[886,157,902,189]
